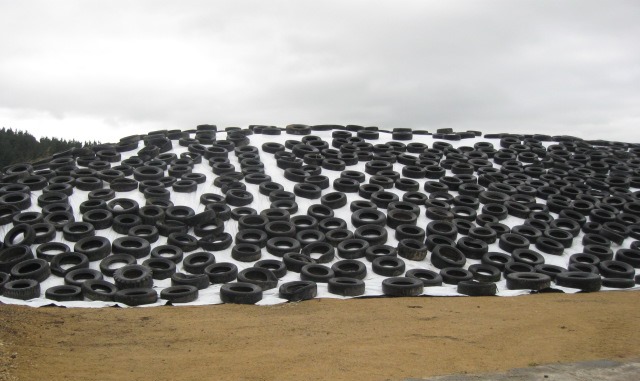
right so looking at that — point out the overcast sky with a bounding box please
[1,1,639,143]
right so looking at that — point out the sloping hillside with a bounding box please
[0,128,98,168]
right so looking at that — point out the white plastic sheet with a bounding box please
[1,129,637,308]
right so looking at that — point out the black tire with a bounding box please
[199,233,233,251]
[171,272,210,290]
[114,288,158,306]
[204,262,238,284]
[583,244,613,261]
[138,205,165,225]
[534,237,564,255]
[43,211,75,231]
[129,224,160,244]
[440,267,473,285]
[167,232,200,252]
[331,259,367,279]
[112,236,151,259]
[504,262,536,275]
[424,234,456,251]
[602,277,636,289]
[543,228,573,248]
[615,249,640,268]
[291,215,319,232]
[156,219,189,237]
[457,280,497,296]
[395,224,425,242]
[142,258,176,280]
[11,258,50,282]
[568,263,600,274]
[554,271,602,292]
[113,264,154,289]
[582,233,611,247]
[62,221,95,242]
[279,281,317,301]
[512,249,545,266]
[387,209,418,229]
[381,277,424,297]
[82,209,114,230]
[238,214,269,231]
[599,260,635,279]
[35,241,70,261]
[32,222,57,244]
[193,218,225,237]
[0,245,34,273]
[353,224,388,246]
[82,280,118,301]
[336,239,369,260]
[106,198,140,216]
[328,277,365,296]
[295,229,325,247]
[74,236,112,261]
[99,254,137,277]
[456,237,488,260]
[0,193,31,211]
[397,239,429,261]
[405,269,443,286]
[110,178,138,192]
[112,214,143,235]
[264,221,296,238]
[63,268,103,287]
[150,244,184,263]
[264,235,301,257]
[182,252,216,274]
[600,221,628,245]
[351,208,386,228]
[505,272,551,290]
[534,264,566,281]
[4,224,35,247]
[220,282,263,304]
[225,189,254,207]
[79,199,107,214]
[324,230,355,248]
[237,267,278,290]
[430,245,466,269]
[45,285,83,302]
[160,285,198,303]
[365,244,397,262]
[301,242,335,263]
[498,233,530,253]
[3,279,40,300]
[320,191,347,209]
[49,251,89,277]
[468,264,501,282]
[255,259,287,279]
[426,221,457,240]
[300,264,335,282]
[372,256,405,276]
[481,252,513,272]
[230,207,257,221]
[231,243,262,262]
[0,272,10,294]
[283,252,316,272]
[511,225,542,244]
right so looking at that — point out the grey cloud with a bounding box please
[0,0,639,142]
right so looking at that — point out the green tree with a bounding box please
[0,128,98,169]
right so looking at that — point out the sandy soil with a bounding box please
[1,291,639,381]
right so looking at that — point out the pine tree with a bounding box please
[0,128,99,168]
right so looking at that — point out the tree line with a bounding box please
[0,128,99,168]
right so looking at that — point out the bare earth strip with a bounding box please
[1,291,639,381]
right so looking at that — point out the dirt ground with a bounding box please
[0,291,639,381]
